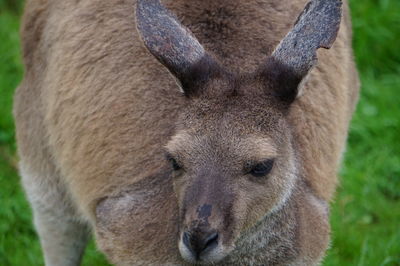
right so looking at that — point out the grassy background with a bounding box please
[0,0,399,265]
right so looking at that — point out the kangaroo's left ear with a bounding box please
[262,0,342,104]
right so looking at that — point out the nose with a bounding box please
[182,230,219,259]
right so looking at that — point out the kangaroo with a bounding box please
[14,0,359,265]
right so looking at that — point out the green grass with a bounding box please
[0,0,399,265]
[324,0,400,265]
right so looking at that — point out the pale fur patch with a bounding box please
[165,130,193,153]
[240,136,278,160]
[19,163,89,266]
[167,133,278,161]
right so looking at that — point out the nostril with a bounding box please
[204,232,218,249]
[181,230,219,260]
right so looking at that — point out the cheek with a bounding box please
[237,170,296,230]
[236,183,273,231]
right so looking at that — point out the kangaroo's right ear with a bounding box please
[136,0,220,96]
[262,0,342,104]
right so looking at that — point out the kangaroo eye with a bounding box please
[170,157,182,171]
[166,154,182,171]
[248,159,274,177]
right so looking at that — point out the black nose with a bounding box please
[182,230,219,259]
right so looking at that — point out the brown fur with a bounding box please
[14,0,359,265]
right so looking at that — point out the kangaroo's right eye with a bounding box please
[250,159,274,177]
[245,159,274,178]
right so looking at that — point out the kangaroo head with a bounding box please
[136,0,341,263]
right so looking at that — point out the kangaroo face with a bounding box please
[136,0,342,263]
[165,83,298,263]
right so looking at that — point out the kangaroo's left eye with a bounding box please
[166,153,182,171]
[247,159,274,177]
[170,157,182,171]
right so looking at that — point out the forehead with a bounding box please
[168,84,286,160]
[181,92,283,129]
[166,130,278,161]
